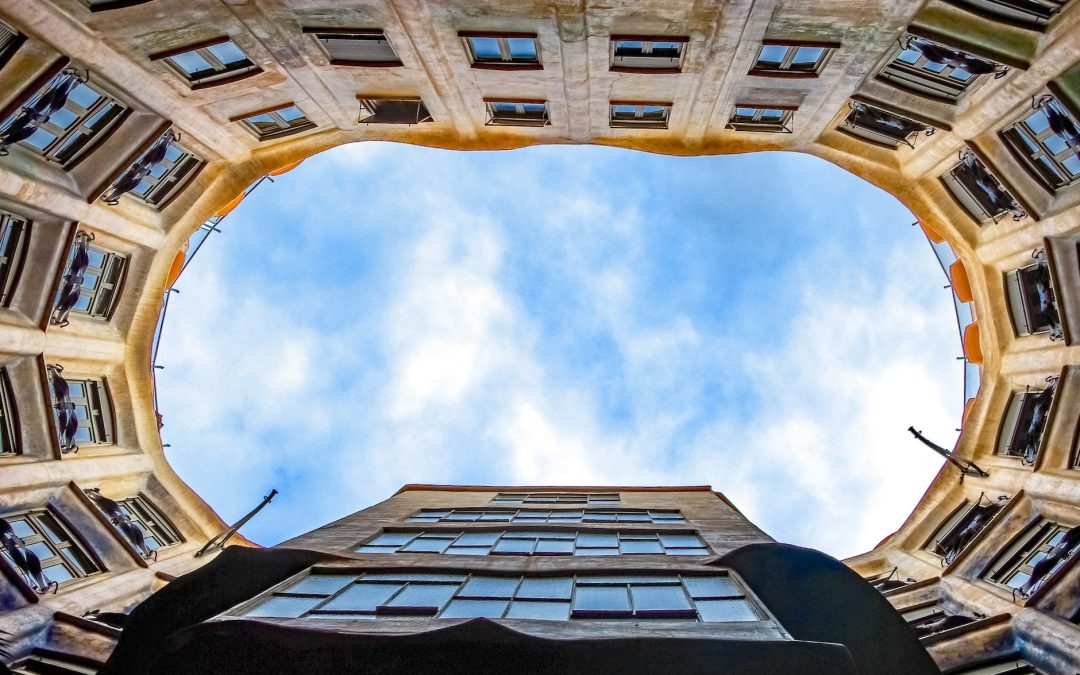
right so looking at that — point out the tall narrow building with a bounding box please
[97,485,937,675]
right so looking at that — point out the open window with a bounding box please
[0,368,18,457]
[609,102,671,129]
[305,29,401,67]
[925,495,1007,564]
[357,98,433,125]
[997,380,1056,465]
[152,38,260,88]
[1001,95,1080,192]
[609,36,687,72]
[727,105,794,133]
[1005,250,1062,340]
[901,604,976,638]
[485,100,549,127]
[235,104,316,140]
[878,36,1004,102]
[0,210,29,306]
[942,151,1027,224]
[839,101,935,149]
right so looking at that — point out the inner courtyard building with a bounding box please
[0,0,1078,672]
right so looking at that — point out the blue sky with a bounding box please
[155,142,960,559]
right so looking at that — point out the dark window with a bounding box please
[952,0,1067,27]
[10,649,101,674]
[357,529,708,556]
[0,368,18,457]
[926,497,1007,564]
[1005,250,1062,339]
[986,520,1080,599]
[0,510,99,592]
[461,34,540,68]
[727,105,794,133]
[0,70,126,166]
[0,19,23,70]
[238,105,315,140]
[750,43,834,76]
[357,98,433,125]
[0,210,29,305]
[46,364,113,451]
[902,604,976,638]
[839,102,935,149]
[863,568,915,592]
[157,39,259,87]
[52,233,127,323]
[942,151,1027,224]
[408,508,686,524]
[485,100,549,127]
[307,30,400,66]
[997,380,1056,465]
[610,37,686,72]
[609,102,671,129]
[492,493,619,504]
[1001,95,1080,192]
[244,571,759,623]
[878,36,1002,102]
[82,0,155,9]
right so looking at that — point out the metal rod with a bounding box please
[194,489,278,558]
[909,427,989,478]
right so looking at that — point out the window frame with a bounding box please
[727,105,795,133]
[608,101,672,130]
[233,104,316,141]
[0,210,30,306]
[0,508,101,590]
[491,493,620,505]
[749,41,837,78]
[484,99,550,128]
[150,37,261,89]
[302,28,402,67]
[47,366,115,449]
[356,97,433,125]
[984,519,1079,599]
[924,497,1006,564]
[356,528,709,557]
[877,36,994,103]
[950,0,1067,28]
[53,237,127,322]
[9,649,102,674]
[838,101,935,149]
[609,35,688,73]
[0,367,19,457]
[1001,95,1080,193]
[0,18,25,71]
[1004,251,1061,339]
[995,383,1056,465]
[941,151,1027,224]
[123,134,204,209]
[459,32,542,70]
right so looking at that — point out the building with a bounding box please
[96,485,939,675]
[0,0,1078,673]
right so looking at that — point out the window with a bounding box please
[10,650,100,674]
[609,36,687,72]
[839,102,935,149]
[242,571,760,623]
[727,105,794,133]
[0,368,18,457]
[902,604,975,638]
[357,97,433,125]
[408,508,686,524]
[0,510,99,591]
[926,497,1006,564]
[118,134,203,208]
[609,102,671,129]
[305,29,401,66]
[153,38,259,88]
[750,43,835,77]
[942,151,1027,224]
[82,0,155,9]
[863,568,915,592]
[357,530,709,556]
[0,210,29,305]
[0,19,23,70]
[51,232,127,324]
[85,490,180,557]
[492,493,619,504]
[485,100,549,127]
[461,33,540,69]
[1002,96,1080,192]
[46,364,113,451]
[949,658,1043,675]
[985,520,1080,599]
[878,36,1001,102]
[236,105,315,140]
[1005,250,1062,339]
[952,0,1067,27]
[997,382,1056,464]
[0,70,126,166]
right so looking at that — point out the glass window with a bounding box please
[878,36,1000,102]
[462,34,541,67]
[941,151,1027,224]
[610,37,686,71]
[159,39,259,87]
[0,510,99,592]
[357,529,707,556]
[1002,96,1080,191]
[485,100,549,128]
[839,102,934,149]
[408,508,685,524]
[952,0,1066,27]
[727,106,794,133]
[46,364,113,451]
[238,106,315,140]
[986,520,1080,599]
[115,495,181,552]
[750,43,833,75]
[0,19,21,70]
[51,233,127,323]
[492,492,619,504]
[925,497,1006,564]
[119,135,203,208]
[0,211,29,307]
[996,381,1056,465]
[309,31,400,65]
[0,70,126,166]
[0,368,17,457]
[1005,251,1061,339]
[609,103,671,129]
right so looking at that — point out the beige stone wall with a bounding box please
[0,0,1078,671]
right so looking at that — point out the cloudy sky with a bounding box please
[155,142,961,560]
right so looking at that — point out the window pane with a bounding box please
[573,585,630,612]
[441,599,508,618]
[459,577,519,598]
[247,595,324,618]
[493,538,534,554]
[516,577,573,600]
[385,583,458,609]
[169,51,212,75]
[506,38,537,59]
[683,577,741,598]
[536,539,573,554]
[506,600,570,620]
[445,546,491,555]
[697,599,758,622]
[49,107,78,130]
[658,534,701,548]
[468,37,500,59]
[792,46,824,64]
[43,563,74,584]
[207,41,247,65]
[631,584,692,612]
[68,84,101,110]
[320,583,402,611]
[287,575,356,596]
[456,532,499,546]
[401,537,452,553]
[757,45,786,64]
[368,532,415,546]
[621,540,663,554]
[577,533,618,547]
[277,107,305,122]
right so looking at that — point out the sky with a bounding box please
[155,142,961,560]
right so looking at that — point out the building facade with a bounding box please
[0,0,1078,672]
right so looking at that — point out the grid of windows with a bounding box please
[878,37,992,102]
[238,106,315,140]
[491,493,619,504]
[986,520,1080,598]
[750,43,834,76]
[1001,96,1080,191]
[609,103,671,129]
[243,571,759,623]
[1005,252,1061,339]
[727,106,794,133]
[0,211,29,306]
[307,30,401,66]
[127,138,204,208]
[409,508,685,524]
[485,100,549,127]
[0,368,18,457]
[942,152,1027,224]
[357,530,709,556]
[609,37,686,72]
[0,510,99,588]
[54,239,127,321]
[0,73,126,166]
[996,384,1055,465]
[461,34,540,68]
[156,39,259,87]
[954,0,1066,27]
